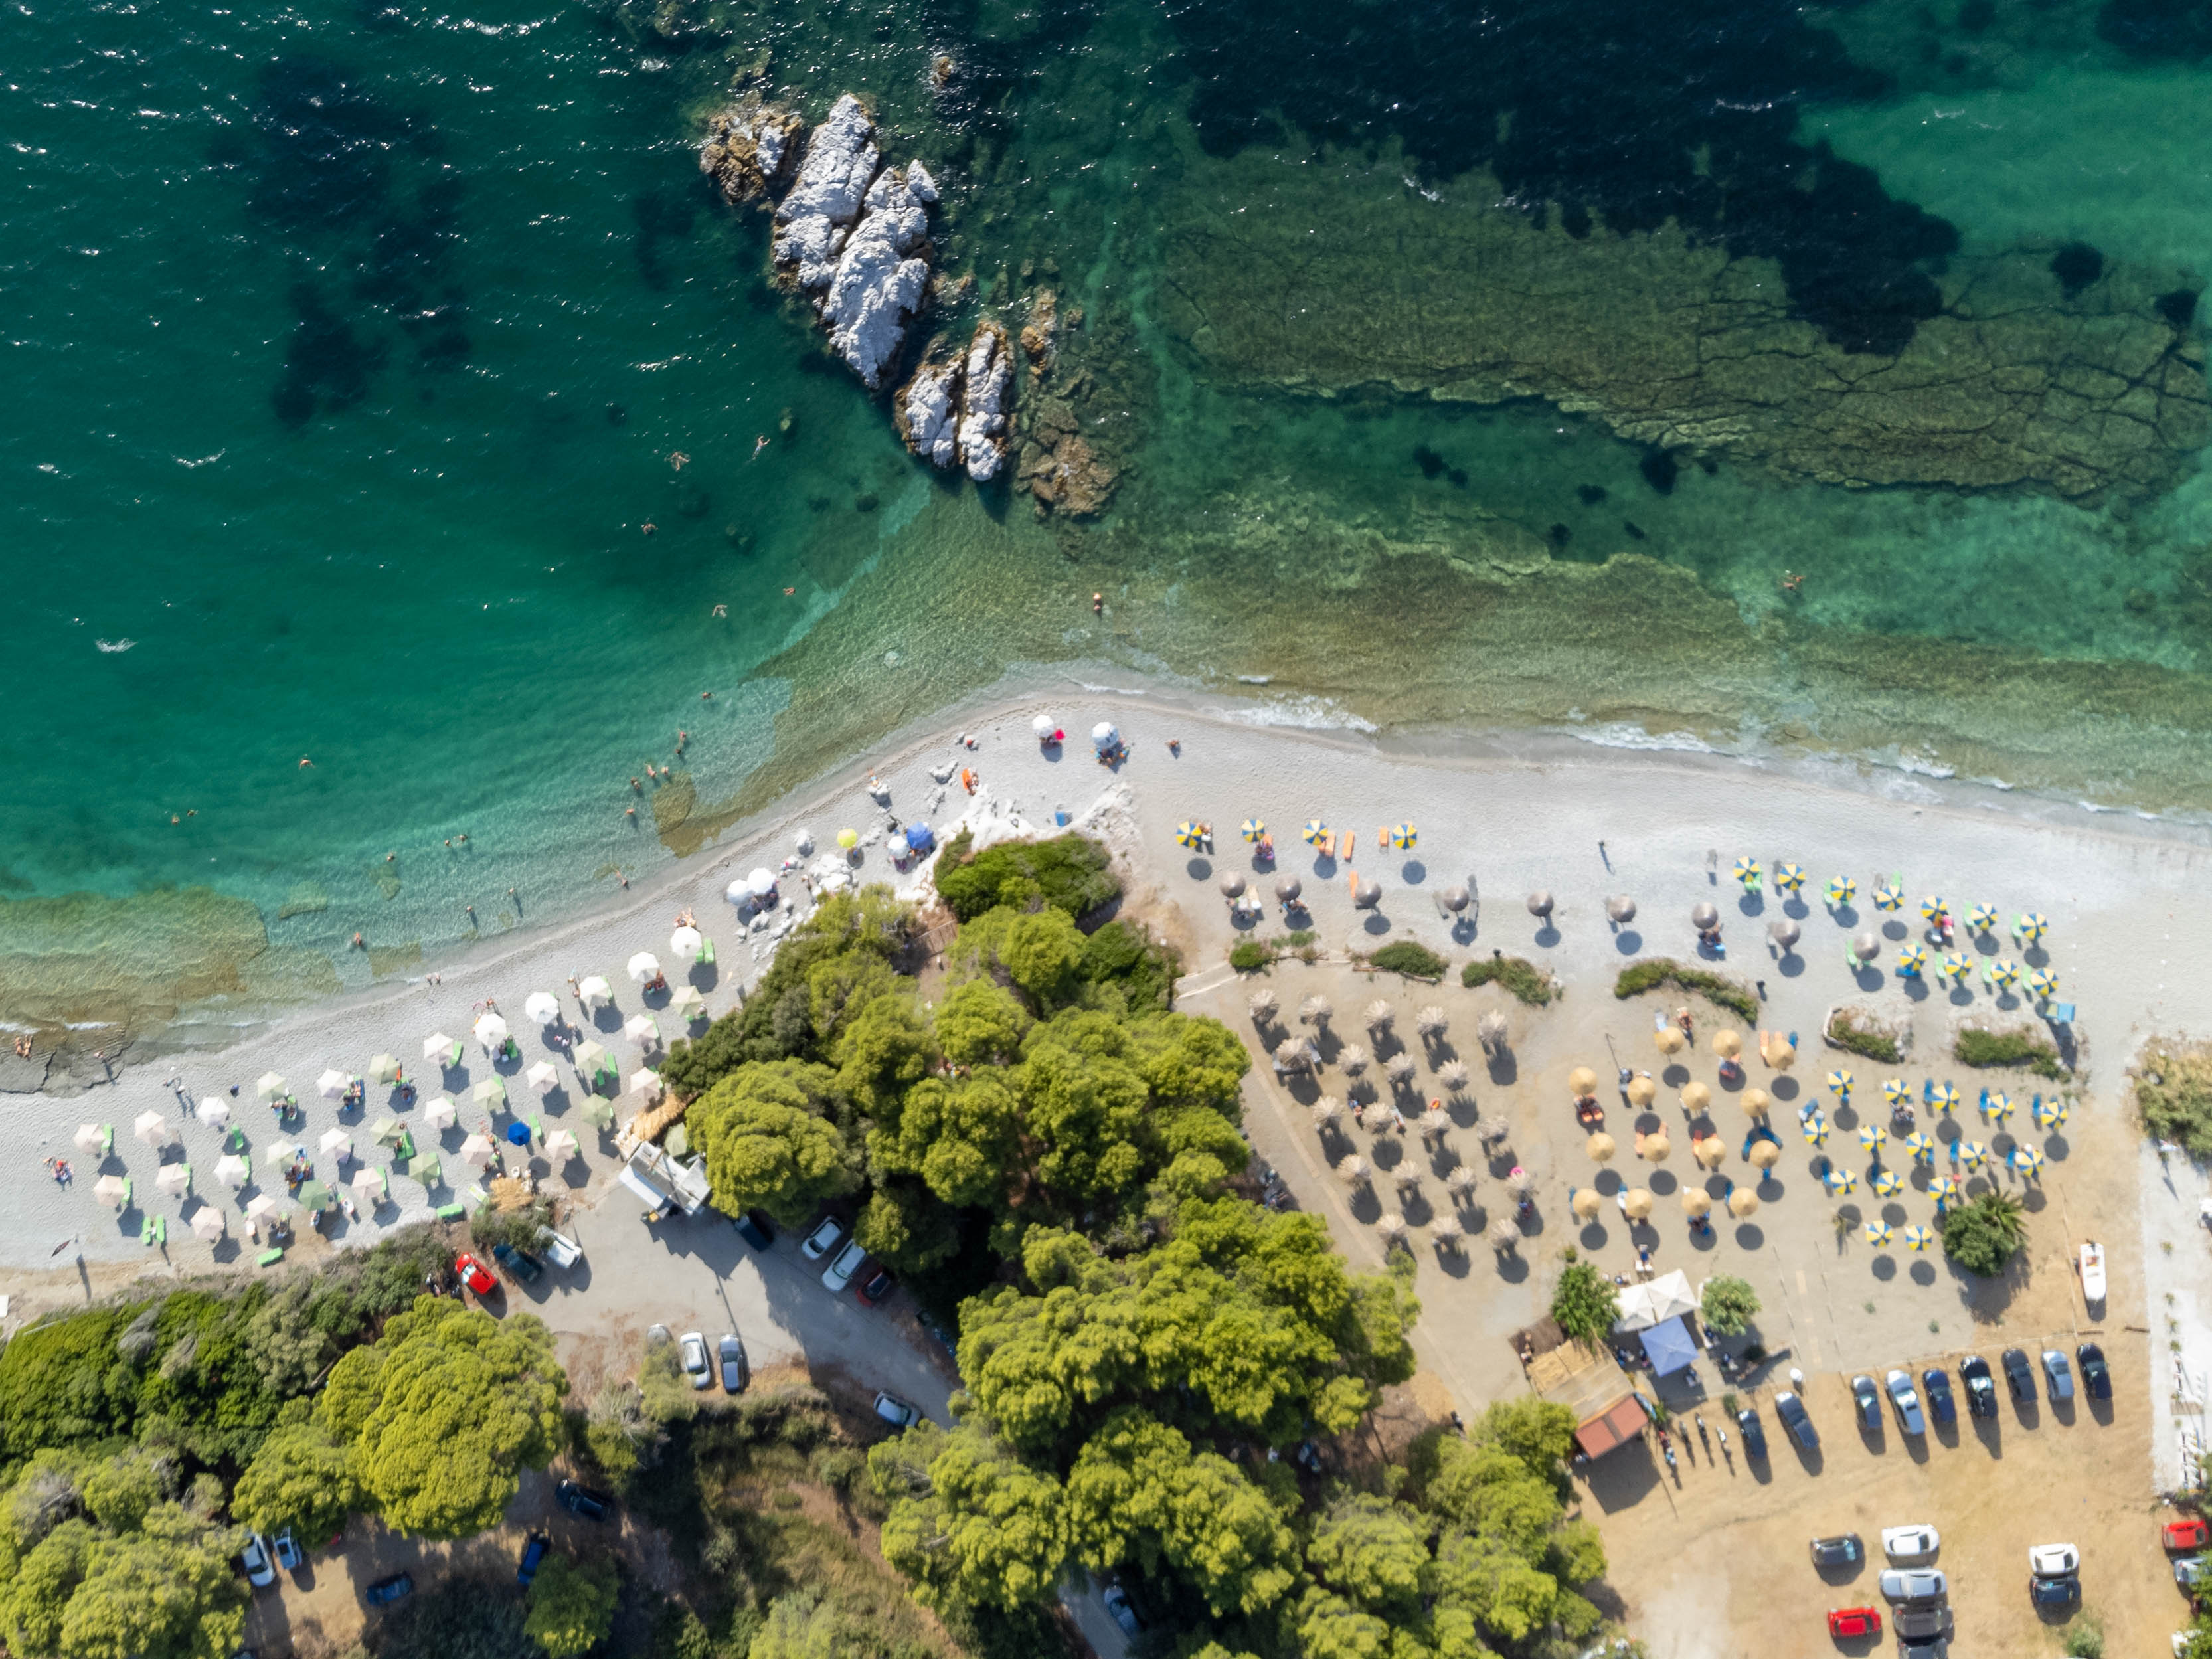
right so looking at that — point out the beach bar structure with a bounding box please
[1514,1322,1650,1462]
[616,1141,711,1217]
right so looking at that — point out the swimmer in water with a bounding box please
[783,586,796,596]
[299,756,313,768]
[711,603,727,617]
[701,690,713,700]
[641,522,657,537]
[752,435,770,460]
[1092,592,1104,615]
[669,450,690,470]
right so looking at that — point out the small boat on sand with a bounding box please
[2079,1241,2106,1304]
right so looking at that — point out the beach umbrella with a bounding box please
[1391,823,1418,849]
[1351,877,1383,909]
[576,1041,617,1089]
[297,1179,333,1212]
[92,1174,131,1208]
[472,1077,507,1112]
[2011,1144,2046,1175]
[350,1166,387,1201]
[1626,1076,1657,1107]
[833,828,859,852]
[744,867,778,899]
[1896,943,1928,978]
[1873,886,1903,912]
[624,1013,659,1045]
[422,1032,462,1067]
[1763,1031,1798,1071]
[541,1126,580,1164]
[626,952,661,986]
[1681,1081,1711,1112]
[367,1053,401,1086]
[1622,1188,1655,1220]
[1732,856,1761,889]
[1606,895,1636,924]
[196,1096,230,1130]
[74,1123,113,1158]
[411,1154,442,1187]
[2015,911,2049,944]
[1827,1069,1853,1097]
[1569,1065,1599,1096]
[317,1069,352,1100]
[1302,820,1328,846]
[458,1134,496,1168]
[1903,1225,1934,1251]
[1691,901,1720,930]
[189,1207,225,1243]
[1858,1123,1887,1152]
[2033,1096,2068,1130]
[155,1164,191,1199]
[1864,1219,1893,1247]
[1654,1027,1684,1056]
[671,985,706,1017]
[1929,1080,1960,1112]
[1823,1166,1857,1195]
[319,1128,355,1162]
[370,1116,407,1148]
[1527,891,1554,917]
[1824,876,1857,907]
[1940,952,1972,984]
[1640,1131,1671,1164]
[1930,1176,1962,1202]
[263,1140,303,1168]
[1741,1087,1769,1118]
[1981,1091,2015,1124]
[2025,966,2059,1000]
[1966,903,1999,933]
[255,1071,288,1100]
[1956,1139,1989,1169]
[669,926,704,963]
[1728,1188,1760,1218]
[133,1110,173,1150]
[525,992,562,1025]
[526,1061,560,1096]
[580,1097,616,1130]
[1905,1131,1936,1163]
[1775,862,1806,893]
[244,1194,284,1223]
[1693,1137,1728,1170]
[1033,713,1057,739]
[1571,1188,1602,1220]
[1711,1030,1741,1060]
[1871,1170,1903,1197]
[1853,932,1881,962]
[1985,957,2021,989]
[578,976,612,1009]
[1273,877,1302,903]
[1238,818,1265,843]
[1585,1132,1616,1164]
[1438,885,1470,913]
[1920,895,1950,924]
[1677,1189,1712,1220]
[422,1095,457,1130]
[630,1068,666,1102]
[1769,918,1802,951]
[1749,1140,1781,1170]
[1174,820,1205,850]
[1881,1077,1911,1106]
[214,1153,250,1188]
[473,1011,509,1051]
[1802,1117,1829,1147]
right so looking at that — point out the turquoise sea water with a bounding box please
[11,0,2212,1039]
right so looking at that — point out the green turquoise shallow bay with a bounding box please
[10,0,2212,1042]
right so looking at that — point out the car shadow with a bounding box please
[2088,1394,2114,1427]
[1972,1413,2004,1458]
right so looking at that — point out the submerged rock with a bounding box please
[958,321,1013,481]
[698,96,801,205]
[1017,393,1117,517]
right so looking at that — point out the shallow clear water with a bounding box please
[11,0,2212,1039]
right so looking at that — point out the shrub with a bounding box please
[523,1555,618,1658]
[1367,942,1448,981]
[1550,1262,1620,1343]
[1941,1189,2027,1278]
[1462,955,1554,1005]
[1699,1276,1760,1336]
[1612,960,1758,1023]
[934,831,1120,922]
[2140,1045,2212,1157]
[1229,940,1272,974]
[1826,1008,1901,1064]
[1955,1027,2065,1079]
[2065,1609,2106,1658]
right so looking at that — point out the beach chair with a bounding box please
[255,1247,284,1267]
[697,936,715,966]
[434,1202,467,1222]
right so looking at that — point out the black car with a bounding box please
[1811,1534,1863,1567]
[517,1531,549,1587]
[1851,1374,1882,1431]
[1960,1355,1998,1419]
[365,1573,414,1607]
[491,1241,543,1284]
[1920,1368,1956,1426]
[2030,1571,2081,1607]
[2001,1347,2036,1404]
[1774,1391,1820,1450]
[1735,1406,1768,1460]
[732,1210,776,1251]
[555,1480,610,1521]
[2077,1342,2112,1401]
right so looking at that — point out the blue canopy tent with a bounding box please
[1641,1314,1698,1378]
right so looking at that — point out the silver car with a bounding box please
[679,1330,711,1389]
[1879,1567,1947,1604]
[822,1239,868,1293]
[717,1332,747,1393]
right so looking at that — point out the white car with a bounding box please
[679,1330,711,1389]
[536,1227,582,1269]
[873,1391,920,1429]
[239,1533,276,1589]
[1877,1567,1946,1603]
[1882,1525,1940,1560]
[800,1217,844,1261]
[822,1239,868,1293]
[2029,1543,2080,1577]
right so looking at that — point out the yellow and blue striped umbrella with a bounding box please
[1966,903,1999,933]
[1874,885,1904,912]
[1872,1170,1903,1197]
[2011,1144,2046,1176]
[1824,1166,1858,1194]
[1931,1176,1962,1202]
[1904,1130,1937,1163]
[1940,952,1973,984]
[1240,818,1266,842]
[2025,966,2059,1000]
[1733,856,1762,888]
[1896,943,1928,978]
[1927,1080,1960,1111]
[1956,1140,1988,1170]
[2015,911,2049,944]
[1391,823,1418,850]
[1904,1225,1934,1251]
[2032,1096,2068,1130]
[1827,1069,1854,1097]
[1882,1077,1912,1106]
[1824,876,1857,907]
[1175,821,1205,849]
[1980,1091,2013,1124]
[1920,894,1950,923]
[1775,862,1806,893]
[1864,1219,1893,1246]
[1802,1117,1829,1147]
[1302,820,1329,846]
[1986,956,2021,988]
[1858,1122,1888,1152]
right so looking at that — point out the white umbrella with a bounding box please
[626,952,661,984]
[631,1068,664,1102]
[133,1110,171,1149]
[473,1011,510,1050]
[543,1127,580,1164]
[244,1193,283,1223]
[254,1071,287,1100]
[422,1032,460,1065]
[458,1133,496,1168]
[195,1097,230,1130]
[624,1013,659,1046]
[526,1061,561,1096]
[263,1140,302,1168]
[214,1154,250,1188]
[1092,721,1118,748]
[349,1166,386,1199]
[747,868,776,897]
[317,1068,351,1100]
[670,984,706,1017]
[189,1207,225,1242]
[524,992,561,1026]
[1033,713,1056,737]
[154,1164,191,1198]
[92,1174,130,1207]
[72,1123,110,1157]
[577,976,612,1009]
[669,926,703,962]
[319,1128,355,1162]
[422,1095,458,1130]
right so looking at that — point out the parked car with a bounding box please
[1901,1641,1946,1659]
[1882,1525,1939,1560]
[517,1532,549,1587]
[1920,1368,1956,1425]
[873,1392,921,1429]
[454,1253,497,1297]
[1895,1606,1950,1640]
[2042,1349,2075,1403]
[1885,1371,1926,1436]
[2029,1542,2080,1606]
[822,1239,869,1293]
[1960,1354,1998,1419]
[2029,1543,2080,1576]
[2001,1347,2036,1403]
[679,1331,711,1389]
[718,1331,748,1393]
[271,1529,303,1572]
[1736,1406,1768,1460]
[855,1265,895,1307]
[2179,1555,2211,1588]
[1851,1375,1881,1431]
[535,1228,582,1269]
[240,1534,276,1589]
[2167,1518,2211,1553]
[1827,1607,1881,1639]
[732,1211,776,1251]
[491,1241,543,1284]
[1102,1584,1142,1638]
[1878,1568,1946,1604]
[365,1573,414,1607]
[2077,1341,2111,1400]
[800,1217,844,1261]
[1812,1535,1863,1567]
[1775,1391,1820,1450]
[555,1480,610,1521]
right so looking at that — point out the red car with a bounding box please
[455,1253,497,1297]
[2168,1518,2211,1552]
[1828,1607,1881,1640]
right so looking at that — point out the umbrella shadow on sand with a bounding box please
[1612,930,1642,955]
[1401,861,1426,884]
[1185,857,1212,881]
[1737,891,1764,917]
[1361,913,1392,936]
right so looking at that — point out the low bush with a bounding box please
[1228,940,1272,974]
[1955,1027,2065,1079]
[1612,959,1758,1023]
[1367,941,1448,981]
[2140,1043,2212,1156]
[1462,955,1554,1005]
[1941,1189,2027,1278]
[934,831,1120,922]
[1826,1007,1902,1064]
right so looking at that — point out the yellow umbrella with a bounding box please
[1654,1027,1685,1057]
[1571,1189,1603,1220]
[1568,1066,1599,1096]
[1727,1187,1760,1218]
[1640,1131,1671,1164]
[1622,1189,1655,1220]
[1741,1087,1770,1118]
[1681,1081,1711,1112]
[1693,1136,1728,1170]
[1586,1132,1616,1163]
[1626,1076,1657,1108]
[836,827,859,849]
[1863,1220,1893,1247]
[1749,1139,1781,1170]
[1174,821,1205,849]
[1681,1189,1712,1217]
[1711,1030,1742,1059]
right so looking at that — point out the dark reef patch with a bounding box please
[2098,0,2212,58]
[2051,242,2105,299]
[1640,448,1679,494]
[2158,289,2201,329]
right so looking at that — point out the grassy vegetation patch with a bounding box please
[1826,1007,1902,1064]
[1612,958,1757,1023]
[1462,954,1554,1005]
[1954,1026,2065,1079]
[1229,940,1271,974]
[1364,941,1448,981]
[2138,1042,2212,1156]
[934,831,1120,922]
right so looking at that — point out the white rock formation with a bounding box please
[957,321,1012,481]
[900,357,961,466]
[821,163,933,388]
[772,94,879,292]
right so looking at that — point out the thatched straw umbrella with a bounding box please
[1769,918,1801,952]
[1353,879,1383,910]
[1586,1132,1616,1164]
[1681,1189,1713,1217]
[1488,1217,1521,1251]
[1440,885,1470,913]
[1741,1087,1770,1118]
[1310,1098,1343,1132]
[1681,1081,1712,1114]
[1417,1005,1448,1041]
[1361,1103,1396,1134]
[1626,1075,1657,1108]
[1393,1166,1422,1194]
[1377,1214,1410,1250]
[1527,891,1554,918]
[1220,872,1247,898]
[1419,1102,1450,1140]
[1365,1000,1394,1032]
[1430,1215,1466,1249]
[1568,1065,1599,1097]
[1477,1011,1509,1056]
[1691,901,1720,930]
[1711,1030,1742,1060]
[1438,1059,1470,1092]
[1571,1188,1603,1220]
[1692,1136,1728,1170]
[1275,876,1302,903]
[1477,1114,1512,1148]
[1639,1130,1671,1164]
[1300,995,1333,1029]
[1445,1166,1478,1199]
[1248,988,1278,1024]
[1749,1140,1782,1170]
[1622,1188,1655,1220]
[1386,1053,1418,1085]
[1335,1154,1370,1187]
[1507,1168,1535,1197]
[1607,895,1637,924]
[1727,1187,1760,1218]
[1654,1027,1685,1057]
[1338,1043,1370,1077]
